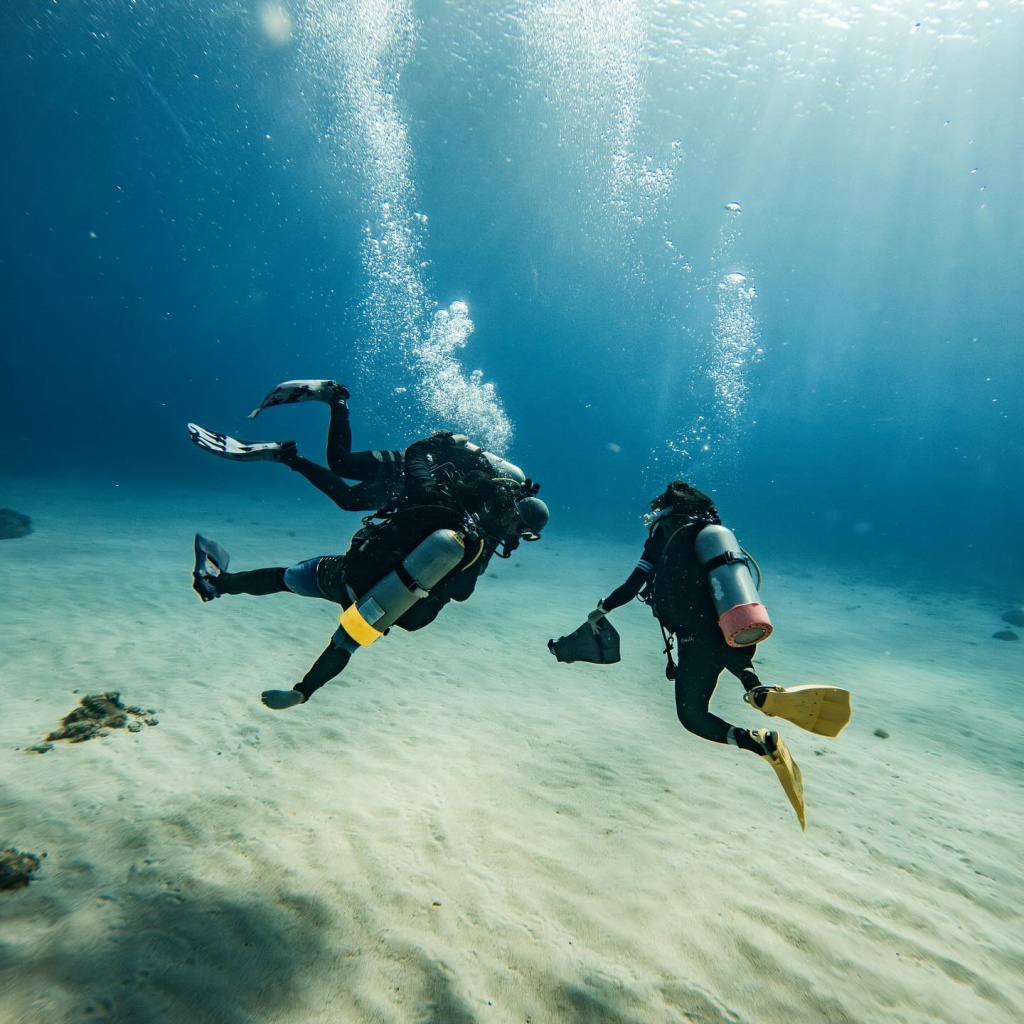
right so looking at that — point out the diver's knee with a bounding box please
[675,700,705,735]
[282,559,324,598]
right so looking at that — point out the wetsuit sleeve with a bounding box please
[293,642,352,702]
[600,534,664,612]
[402,436,441,499]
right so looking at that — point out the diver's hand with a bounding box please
[586,601,607,633]
[261,689,304,710]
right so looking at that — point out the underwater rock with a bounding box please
[0,508,32,539]
[873,728,890,739]
[1001,608,1024,628]
[45,692,159,744]
[0,849,43,891]
[992,630,1019,643]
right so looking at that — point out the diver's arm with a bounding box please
[593,533,665,615]
[261,642,352,709]
[600,566,650,613]
[402,436,441,499]
[402,432,460,501]
[295,642,352,699]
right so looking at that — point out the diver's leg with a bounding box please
[280,557,331,599]
[725,652,760,692]
[325,391,354,475]
[278,448,370,512]
[212,555,331,598]
[322,389,404,493]
[327,448,390,484]
[674,644,765,754]
[324,396,399,484]
[213,567,289,596]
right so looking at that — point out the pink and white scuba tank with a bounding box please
[694,524,773,647]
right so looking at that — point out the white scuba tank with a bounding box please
[694,524,773,647]
[454,435,527,484]
[334,529,468,649]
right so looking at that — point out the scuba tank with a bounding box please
[694,524,773,647]
[453,435,526,484]
[333,529,469,651]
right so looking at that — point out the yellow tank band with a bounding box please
[338,603,384,647]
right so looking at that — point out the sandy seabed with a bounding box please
[1,477,1022,1024]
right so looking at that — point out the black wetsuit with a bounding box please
[280,395,405,512]
[212,432,516,702]
[600,513,762,746]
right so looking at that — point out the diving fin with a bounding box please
[188,423,297,463]
[751,728,805,830]
[248,379,349,418]
[548,618,621,665]
[193,533,230,602]
[745,685,852,738]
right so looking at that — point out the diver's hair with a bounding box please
[650,480,718,520]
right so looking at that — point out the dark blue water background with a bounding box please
[3,1,1021,595]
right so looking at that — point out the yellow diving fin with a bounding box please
[744,684,852,738]
[751,728,805,830]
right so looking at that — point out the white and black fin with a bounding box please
[188,422,296,462]
[193,533,230,602]
[248,379,349,418]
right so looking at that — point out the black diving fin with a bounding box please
[548,618,621,665]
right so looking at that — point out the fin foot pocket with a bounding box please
[745,685,852,737]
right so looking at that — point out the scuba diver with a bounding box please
[548,480,851,830]
[191,430,549,711]
[188,379,406,511]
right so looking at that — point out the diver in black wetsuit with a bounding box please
[191,430,549,711]
[188,379,405,512]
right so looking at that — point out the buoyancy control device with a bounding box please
[333,528,469,651]
[694,524,773,647]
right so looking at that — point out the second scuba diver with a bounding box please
[191,430,549,710]
[549,480,851,830]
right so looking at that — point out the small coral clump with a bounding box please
[0,849,43,891]
[45,692,158,744]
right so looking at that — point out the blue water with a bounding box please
[2,1,1021,593]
